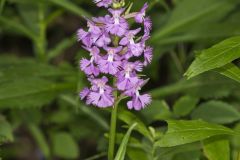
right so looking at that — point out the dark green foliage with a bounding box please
[1,0,240,159]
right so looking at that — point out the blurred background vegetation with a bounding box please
[1,0,240,159]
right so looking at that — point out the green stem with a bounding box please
[0,0,6,15]
[108,100,119,160]
[170,51,184,74]
[35,3,47,62]
[84,152,107,160]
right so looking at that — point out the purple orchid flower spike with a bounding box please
[77,1,152,110]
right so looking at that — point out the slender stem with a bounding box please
[108,100,119,160]
[84,152,107,160]
[35,3,47,62]
[170,51,184,74]
[108,34,120,160]
[0,0,6,15]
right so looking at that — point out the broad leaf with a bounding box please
[51,132,79,159]
[173,150,201,160]
[216,63,240,83]
[185,36,240,78]
[141,100,173,124]
[203,137,230,160]
[0,117,13,144]
[114,123,137,160]
[151,0,237,41]
[191,101,240,124]
[156,120,235,147]
[173,96,199,117]
[155,9,240,45]
[127,148,149,160]
[0,78,73,108]
[156,142,202,160]
[0,56,71,83]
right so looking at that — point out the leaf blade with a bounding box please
[156,120,235,147]
[185,36,240,78]
[216,63,240,83]
[114,123,138,160]
[203,137,230,160]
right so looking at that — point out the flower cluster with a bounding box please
[78,0,153,110]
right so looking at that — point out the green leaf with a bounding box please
[48,35,76,60]
[127,148,148,160]
[203,137,230,160]
[216,63,240,83]
[114,123,137,160]
[7,0,45,4]
[0,56,75,108]
[17,3,39,34]
[231,123,240,149]
[0,56,71,82]
[60,95,109,130]
[173,96,199,117]
[185,36,240,78]
[151,73,240,99]
[0,16,37,40]
[0,117,13,144]
[156,120,235,147]
[0,0,6,15]
[49,0,91,18]
[0,78,73,108]
[154,7,240,45]
[52,132,79,159]
[173,150,201,160]
[141,100,173,124]
[156,142,202,160]
[118,108,151,140]
[191,101,240,124]
[151,0,237,41]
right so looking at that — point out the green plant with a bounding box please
[0,0,240,159]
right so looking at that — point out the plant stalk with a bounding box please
[35,3,47,62]
[108,100,119,160]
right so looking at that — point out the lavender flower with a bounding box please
[77,1,153,110]
[106,9,129,36]
[135,3,148,23]
[87,76,114,108]
[94,0,112,8]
